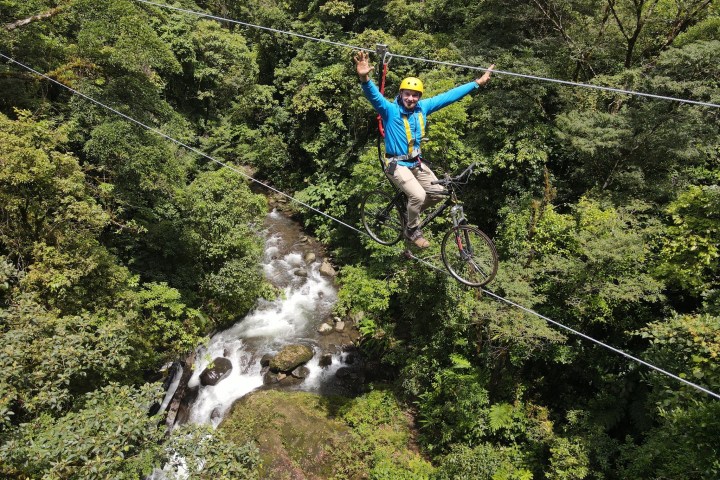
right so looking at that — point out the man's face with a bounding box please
[400,89,421,109]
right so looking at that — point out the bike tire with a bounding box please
[441,225,498,287]
[361,190,404,245]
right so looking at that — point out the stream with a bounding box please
[163,204,362,429]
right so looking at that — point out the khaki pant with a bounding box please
[388,164,445,230]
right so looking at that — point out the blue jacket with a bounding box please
[361,79,479,157]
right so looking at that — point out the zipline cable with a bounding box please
[405,252,720,401]
[0,52,364,237]
[134,0,720,110]
[134,0,374,53]
[478,288,720,401]
[2,52,719,402]
[387,52,720,109]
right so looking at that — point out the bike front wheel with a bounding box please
[441,225,498,287]
[361,190,404,245]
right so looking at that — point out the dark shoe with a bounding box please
[405,228,430,248]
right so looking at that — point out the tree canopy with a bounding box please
[1,0,718,477]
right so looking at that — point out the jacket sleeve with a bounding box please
[420,81,479,115]
[361,79,393,120]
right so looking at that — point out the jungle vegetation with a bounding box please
[0,0,718,478]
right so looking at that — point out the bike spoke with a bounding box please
[441,225,498,287]
[361,190,404,245]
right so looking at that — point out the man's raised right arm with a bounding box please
[354,51,391,117]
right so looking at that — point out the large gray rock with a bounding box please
[200,357,233,386]
[269,344,314,373]
[319,260,336,277]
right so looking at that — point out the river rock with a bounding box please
[319,353,333,367]
[334,321,345,332]
[304,252,316,263]
[319,260,336,277]
[317,323,333,334]
[335,366,365,384]
[295,268,308,277]
[269,344,314,372]
[210,407,223,423]
[260,353,273,367]
[263,370,280,385]
[200,357,233,386]
[291,366,311,379]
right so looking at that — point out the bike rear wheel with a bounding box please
[361,190,404,245]
[441,225,498,287]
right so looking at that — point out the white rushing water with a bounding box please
[183,210,341,427]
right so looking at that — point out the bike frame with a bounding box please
[386,174,468,232]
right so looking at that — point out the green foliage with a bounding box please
[416,367,491,453]
[434,443,533,480]
[74,0,181,79]
[83,120,184,206]
[474,260,567,367]
[656,185,720,298]
[637,313,720,406]
[131,281,206,361]
[160,17,258,127]
[546,436,590,480]
[164,423,260,480]
[0,292,136,423]
[0,383,165,479]
[335,264,398,317]
[319,0,354,19]
[340,389,435,479]
[524,197,663,325]
[178,167,267,323]
[0,110,108,260]
[619,401,720,479]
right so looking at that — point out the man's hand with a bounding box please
[475,64,495,87]
[354,51,373,83]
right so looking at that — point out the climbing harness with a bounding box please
[402,112,425,155]
[374,45,425,173]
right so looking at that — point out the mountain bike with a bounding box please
[360,162,498,287]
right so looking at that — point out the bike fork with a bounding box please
[454,230,474,259]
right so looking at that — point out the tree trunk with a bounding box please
[4,6,65,31]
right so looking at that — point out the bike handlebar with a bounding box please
[430,162,478,186]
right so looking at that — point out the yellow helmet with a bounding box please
[399,77,424,95]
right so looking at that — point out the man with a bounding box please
[354,50,494,248]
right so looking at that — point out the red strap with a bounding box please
[376,63,388,138]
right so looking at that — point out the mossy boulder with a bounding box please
[220,389,435,479]
[268,344,314,372]
[220,390,353,479]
